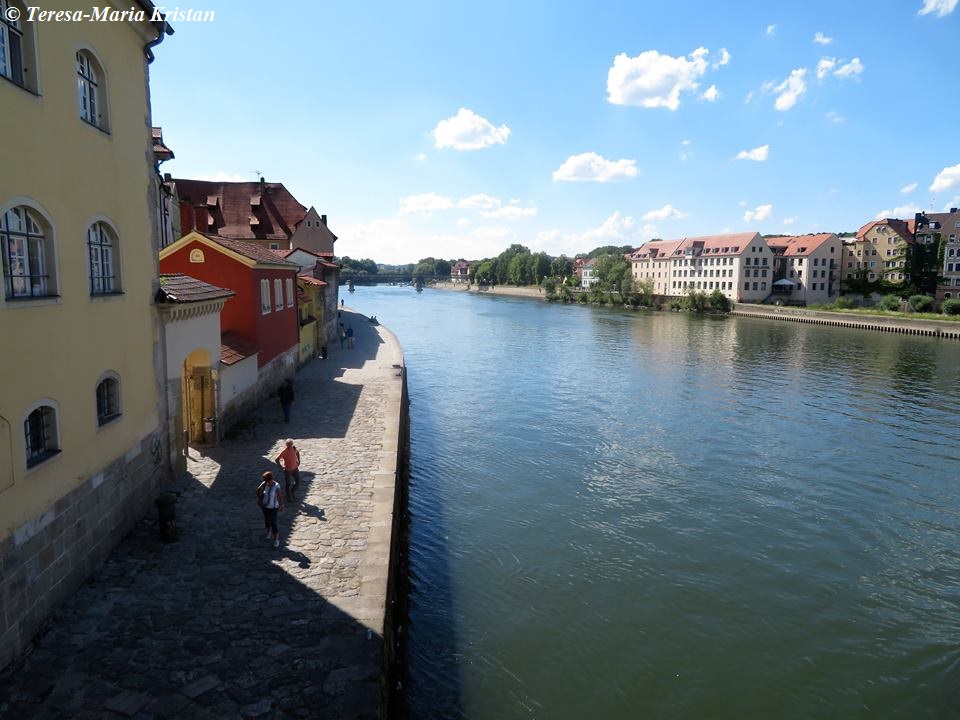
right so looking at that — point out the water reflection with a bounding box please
[348,287,960,720]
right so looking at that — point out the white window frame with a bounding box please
[76,49,108,131]
[0,1,27,88]
[286,277,294,307]
[23,399,60,470]
[273,278,283,311]
[1,204,55,300]
[260,278,271,314]
[95,371,122,427]
[87,220,119,295]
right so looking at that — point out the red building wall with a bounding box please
[159,238,298,367]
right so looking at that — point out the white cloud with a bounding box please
[552,152,638,182]
[701,84,720,102]
[919,0,958,16]
[479,205,538,219]
[816,57,837,80]
[930,163,960,192]
[784,216,798,226]
[813,31,833,45]
[735,144,769,162]
[582,212,637,244]
[433,108,511,150]
[606,46,728,110]
[826,110,845,123]
[457,218,471,227]
[874,204,922,220]
[681,139,692,146]
[642,224,658,238]
[531,212,638,256]
[744,204,774,223]
[766,24,777,35]
[944,196,960,211]
[900,182,918,194]
[457,193,501,210]
[398,192,453,216]
[834,57,864,80]
[642,203,687,221]
[193,171,247,182]
[415,153,427,162]
[738,200,748,207]
[773,68,807,110]
[745,90,755,104]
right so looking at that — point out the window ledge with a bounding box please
[90,290,125,300]
[26,448,61,470]
[0,73,39,96]
[3,294,62,309]
[80,116,111,136]
[97,413,122,429]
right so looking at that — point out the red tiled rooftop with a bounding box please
[220,332,260,366]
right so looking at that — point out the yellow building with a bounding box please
[0,1,171,670]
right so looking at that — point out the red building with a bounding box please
[159,231,299,372]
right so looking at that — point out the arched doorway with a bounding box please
[182,348,217,446]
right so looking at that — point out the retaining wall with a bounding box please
[731,303,960,340]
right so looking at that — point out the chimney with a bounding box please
[194,204,208,230]
[260,176,267,194]
[163,172,172,182]
[179,200,193,234]
[321,214,327,227]
[951,207,958,214]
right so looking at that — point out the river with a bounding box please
[347,285,960,720]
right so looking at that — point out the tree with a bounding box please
[434,259,452,279]
[635,278,654,306]
[507,253,528,285]
[550,255,572,279]
[527,252,551,285]
[708,288,731,312]
[412,259,436,282]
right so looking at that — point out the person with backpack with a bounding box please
[256,471,285,548]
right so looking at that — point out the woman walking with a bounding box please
[256,471,285,548]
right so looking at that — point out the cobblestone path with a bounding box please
[0,310,405,719]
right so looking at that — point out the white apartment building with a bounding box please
[766,233,841,305]
[629,232,775,302]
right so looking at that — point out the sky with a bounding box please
[149,0,960,265]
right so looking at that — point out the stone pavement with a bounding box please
[0,310,406,719]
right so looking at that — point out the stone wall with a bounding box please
[220,347,298,436]
[731,303,960,339]
[0,428,169,671]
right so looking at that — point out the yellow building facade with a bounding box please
[0,1,170,670]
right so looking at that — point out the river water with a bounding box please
[347,285,960,720]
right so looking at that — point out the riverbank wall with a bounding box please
[732,303,960,339]
[431,281,545,300]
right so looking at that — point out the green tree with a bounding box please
[434,259,452,279]
[635,278,655,307]
[507,253,529,285]
[412,259,436,281]
[908,294,935,313]
[708,288,731,312]
[683,290,708,313]
[550,255,573,280]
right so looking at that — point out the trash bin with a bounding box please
[155,493,178,543]
[202,416,216,444]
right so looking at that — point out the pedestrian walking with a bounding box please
[275,439,302,500]
[339,323,346,349]
[278,378,294,423]
[346,324,355,348]
[256,471,285,548]
[341,298,344,307]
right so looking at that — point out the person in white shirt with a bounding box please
[256,471,285,548]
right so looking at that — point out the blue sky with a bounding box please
[150,0,960,264]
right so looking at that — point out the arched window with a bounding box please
[76,50,108,131]
[96,374,121,425]
[1,205,55,299]
[87,221,120,294]
[24,404,59,467]
[0,1,35,91]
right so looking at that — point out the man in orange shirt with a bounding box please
[275,439,302,500]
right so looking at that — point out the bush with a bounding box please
[683,290,708,313]
[942,298,960,316]
[708,288,731,313]
[669,299,682,311]
[577,292,588,304]
[834,296,856,309]
[879,294,902,311]
[909,294,935,313]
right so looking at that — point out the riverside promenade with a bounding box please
[0,310,406,719]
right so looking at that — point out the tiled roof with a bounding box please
[298,275,328,287]
[199,233,299,268]
[220,332,260,366]
[152,127,174,162]
[174,178,308,242]
[317,260,340,269]
[156,273,234,303]
[631,232,760,260]
[855,218,913,244]
[765,233,836,256]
